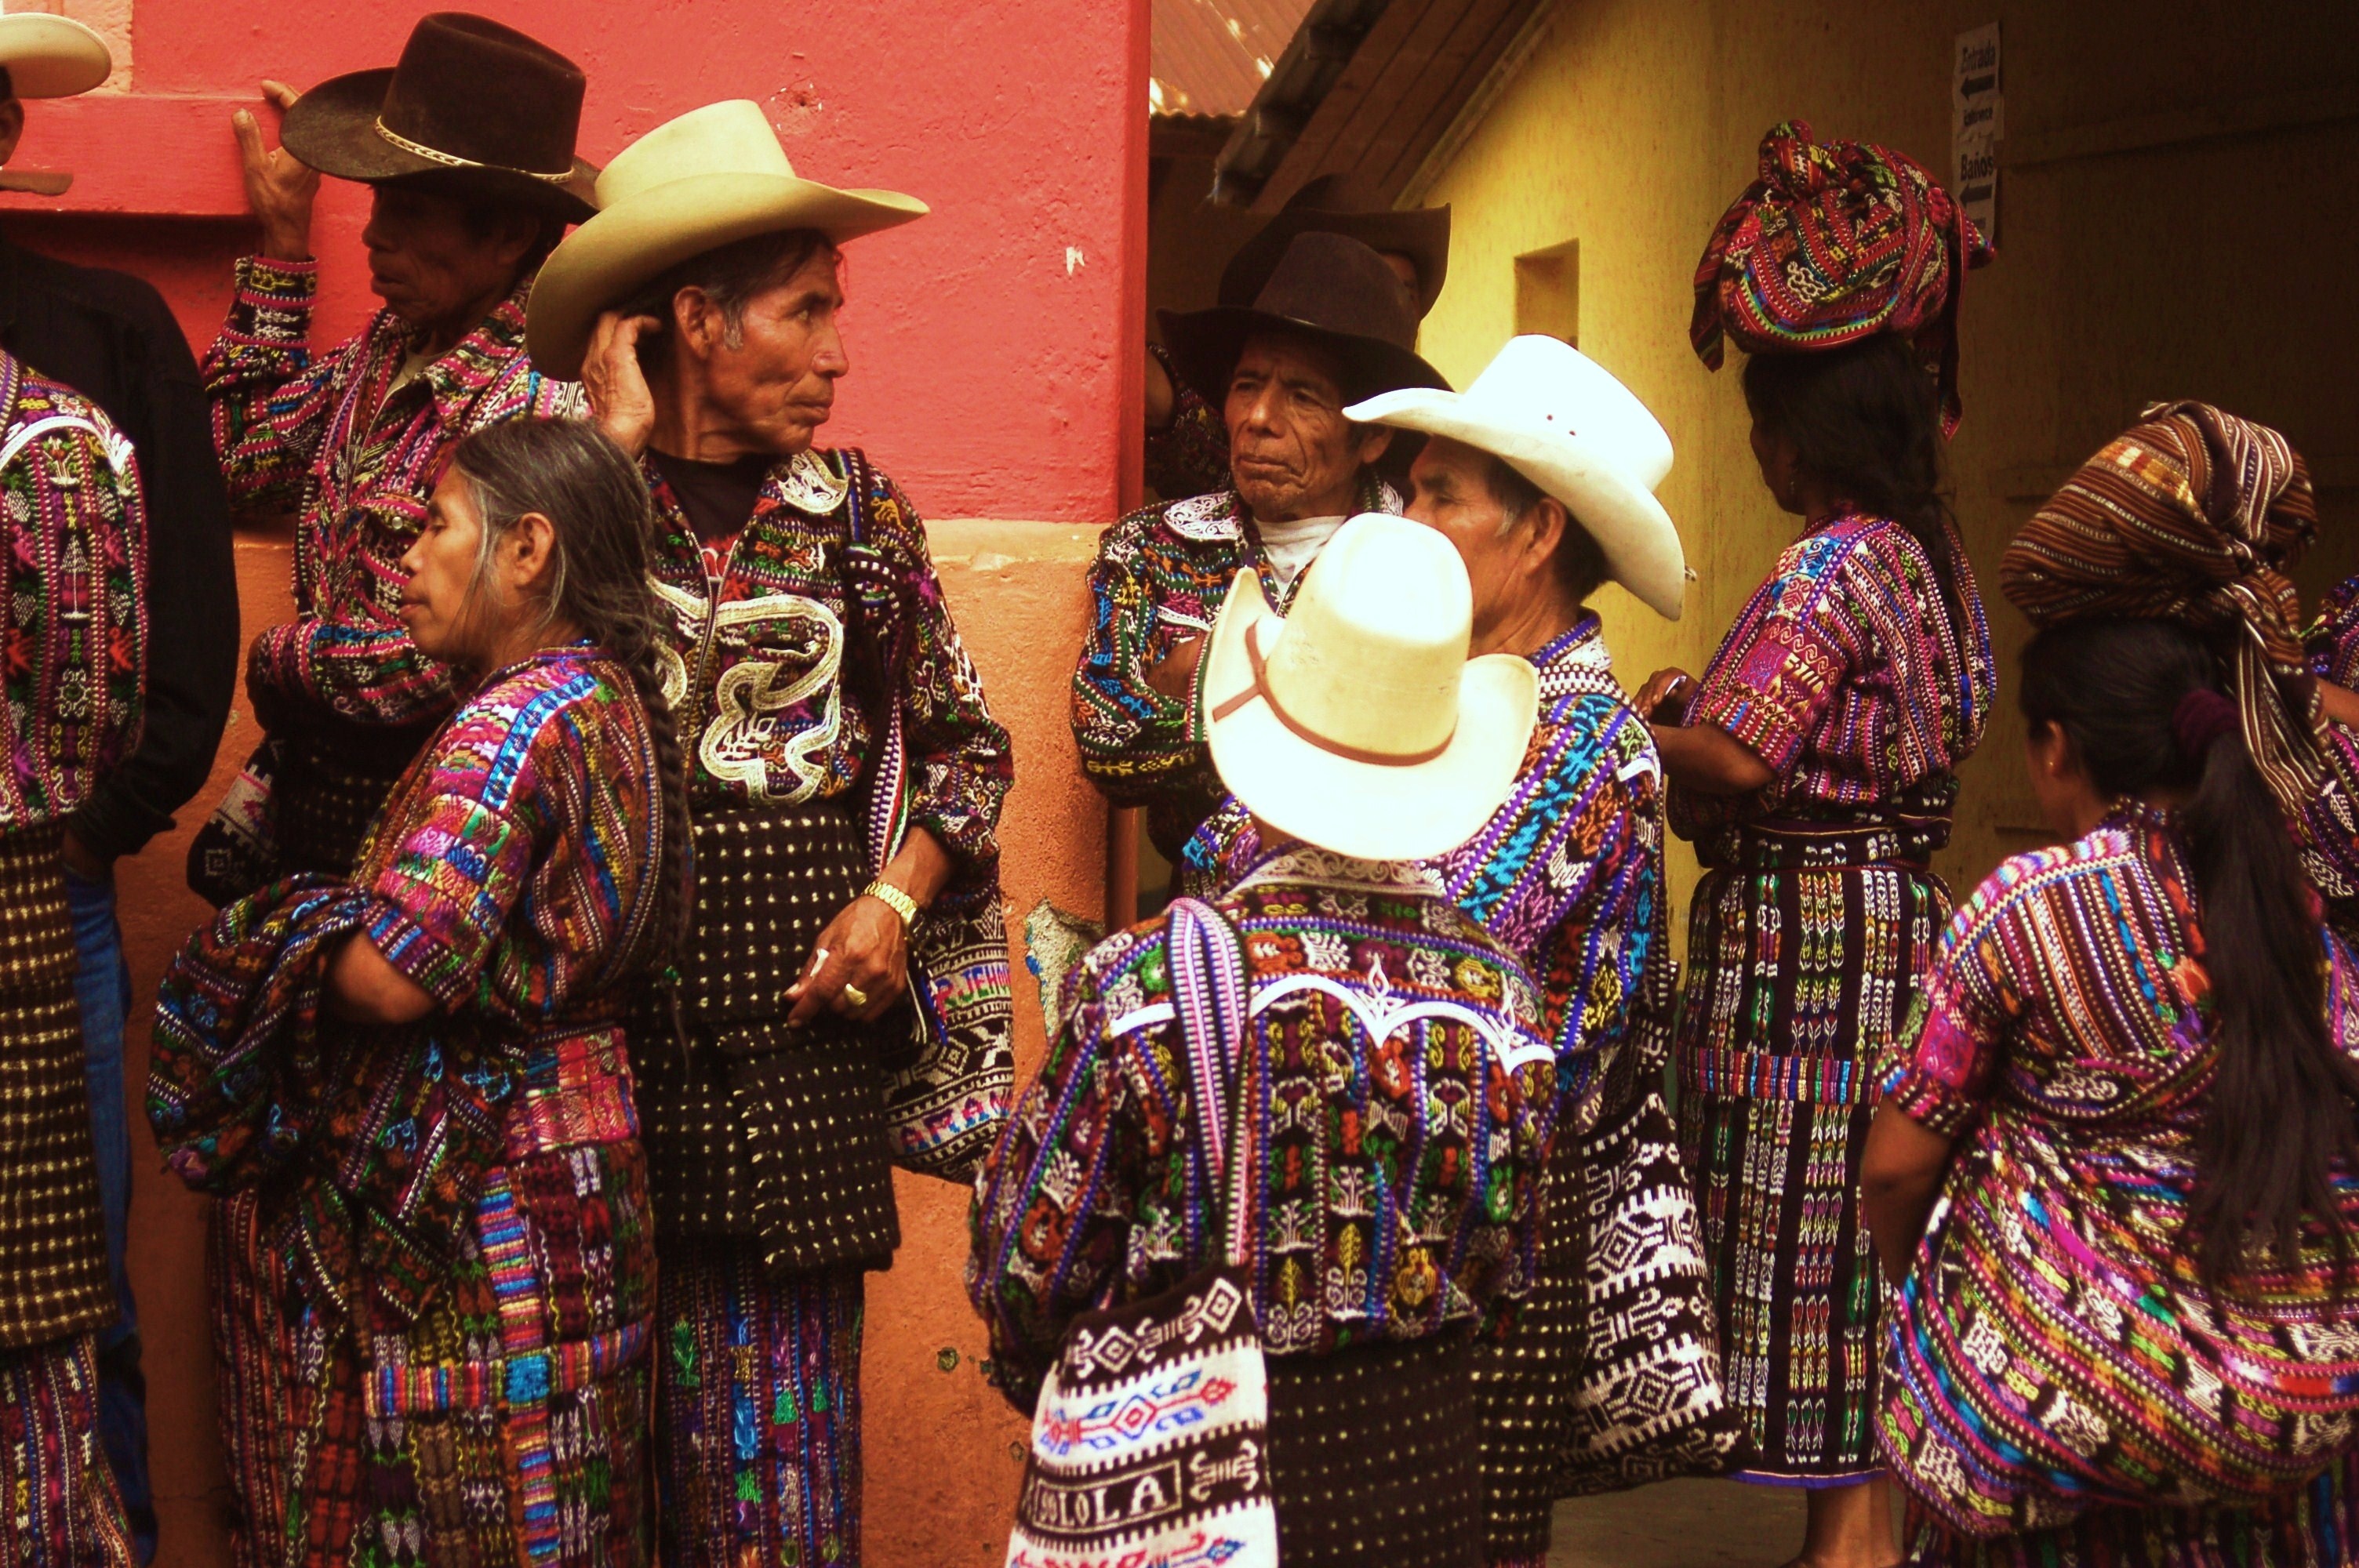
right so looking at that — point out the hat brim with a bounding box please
[1220,205,1451,315]
[1158,304,1448,414]
[1346,387,1688,620]
[525,173,929,379]
[0,14,111,99]
[281,68,598,222]
[1202,569,1538,862]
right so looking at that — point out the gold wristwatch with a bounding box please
[864,878,921,927]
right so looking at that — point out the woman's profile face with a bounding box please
[401,471,495,666]
[1749,416,1804,517]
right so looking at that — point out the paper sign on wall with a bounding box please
[1952,22,2001,246]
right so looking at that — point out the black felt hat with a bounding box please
[1160,230,1449,412]
[1218,173,1452,317]
[280,13,598,223]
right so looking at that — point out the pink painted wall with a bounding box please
[5,2,1147,1562]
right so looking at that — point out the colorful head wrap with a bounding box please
[1691,120,1993,435]
[2001,400,2324,822]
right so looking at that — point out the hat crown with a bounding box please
[1263,514,1471,759]
[1249,232,1420,354]
[595,101,798,210]
[1465,336,1673,492]
[376,13,586,179]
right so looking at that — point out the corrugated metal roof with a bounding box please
[1151,0,1318,119]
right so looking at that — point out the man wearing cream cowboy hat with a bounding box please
[1354,337,1747,1563]
[979,512,1553,1567]
[1187,337,1732,1563]
[532,100,1015,1568]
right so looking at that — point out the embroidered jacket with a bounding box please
[644,445,1016,1178]
[2302,576,2359,912]
[0,348,147,829]
[1184,618,1671,1125]
[647,445,1010,876]
[202,257,580,731]
[1671,512,1992,866]
[971,844,1552,1408]
[150,644,664,1316]
[1072,475,1401,858]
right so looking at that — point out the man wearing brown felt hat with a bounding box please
[1074,228,1449,878]
[187,18,597,1566]
[191,13,594,904]
[1144,172,1451,501]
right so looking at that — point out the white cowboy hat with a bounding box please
[1345,335,1688,619]
[1204,513,1538,862]
[527,99,928,379]
[0,13,112,196]
[0,13,110,100]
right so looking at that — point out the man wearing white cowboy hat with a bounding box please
[1353,337,1747,1562]
[1,15,238,1559]
[980,513,1552,1568]
[192,13,594,898]
[533,99,1013,1568]
[1074,228,1448,884]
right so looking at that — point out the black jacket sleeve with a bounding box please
[66,281,240,861]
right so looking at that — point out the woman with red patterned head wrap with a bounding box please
[1631,120,1996,1568]
[1862,404,2359,1568]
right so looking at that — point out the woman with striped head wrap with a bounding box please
[1634,119,1995,1568]
[1862,402,2359,1566]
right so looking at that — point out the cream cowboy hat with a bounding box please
[1346,335,1688,619]
[527,100,928,379]
[0,13,113,196]
[1205,513,1538,862]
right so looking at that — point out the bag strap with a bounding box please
[1163,896,1254,1267]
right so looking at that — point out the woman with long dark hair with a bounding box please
[150,418,686,1568]
[1637,122,1994,1567]
[1866,406,2359,1567]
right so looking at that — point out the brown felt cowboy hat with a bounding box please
[1159,230,1448,412]
[279,13,598,223]
[1219,173,1452,317]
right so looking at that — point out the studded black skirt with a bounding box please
[635,800,907,1276]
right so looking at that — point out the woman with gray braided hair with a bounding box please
[151,416,685,1567]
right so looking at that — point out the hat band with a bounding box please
[373,117,576,185]
[1211,619,1455,768]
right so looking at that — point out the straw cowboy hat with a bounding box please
[0,13,114,196]
[278,13,598,223]
[1220,172,1452,317]
[1347,335,1689,619]
[1161,230,1448,413]
[1204,512,1538,862]
[526,100,929,380]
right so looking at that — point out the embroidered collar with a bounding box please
[1233,839,1443,898]
[373,274,540,428]
[1158,474,1406,546]
[1530,612,1623,702]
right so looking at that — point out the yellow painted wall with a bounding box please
[1413,0,2359,909]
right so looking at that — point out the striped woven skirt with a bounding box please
[0,1334,131,1568]
[1676,858,1948,1485]
[652,1240,865,1568]
[209,1142,655,1568]
[1903,1449,2359,1566]
[1267,1336,1480,1568]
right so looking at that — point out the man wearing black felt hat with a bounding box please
[191,13,595,904]
[1143,173,1451,500]
[189,19,598,1568]
[1073,229,1450,876]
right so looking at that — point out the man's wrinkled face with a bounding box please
[683,247,849,459]
[1407,436,1526,646]
[1223,333,1388,523]
[362,184,530,332]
